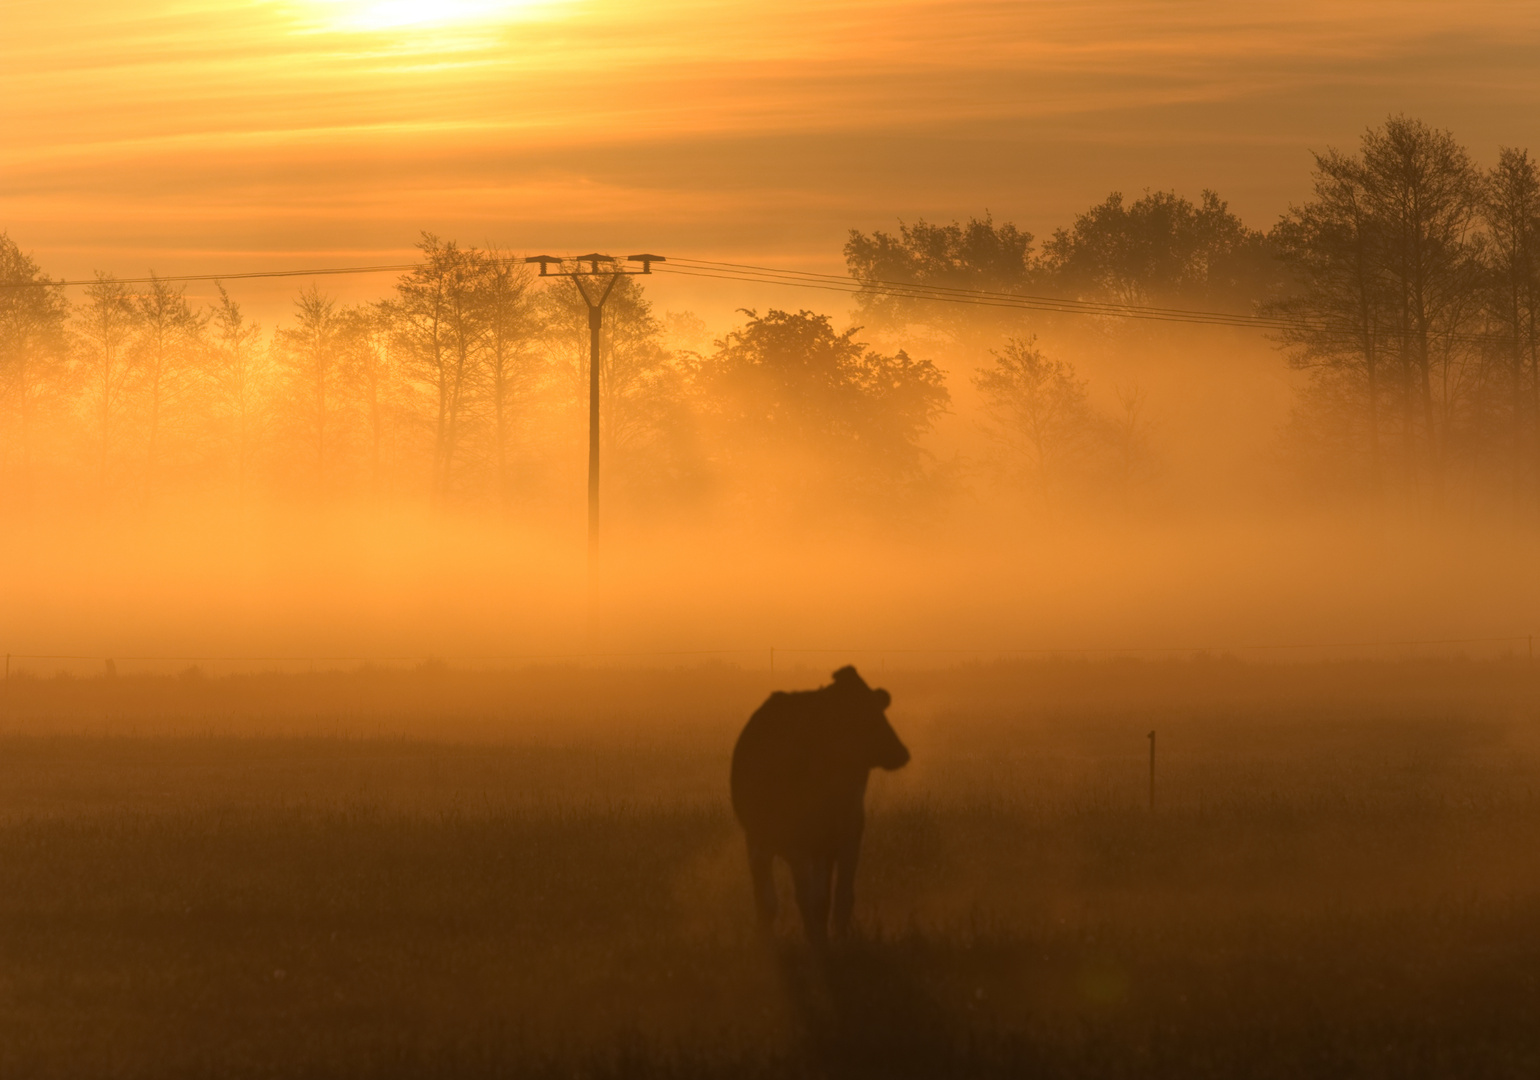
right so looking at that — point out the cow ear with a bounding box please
[832,665,867,690]
[873,688,891,709]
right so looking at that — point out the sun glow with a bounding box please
[307,0,567,32]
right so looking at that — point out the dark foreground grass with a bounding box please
[1,659,1540,1077]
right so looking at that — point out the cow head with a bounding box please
[830,665,910,771]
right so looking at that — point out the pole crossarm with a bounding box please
[523,254,665,277]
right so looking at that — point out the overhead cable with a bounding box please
[0,252,1525,346]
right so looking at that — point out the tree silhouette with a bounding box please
[1272,117,1486,499]
[845,215,1034,338]
[1482,148,1540,503]
[697,308,948,506]
[973,337,1101,508]
[132,275,202,500]
[481,249,536,509]
[0,234,68,502]
[390,234,487,500]
[1043,190,1278,312]
[74,273,136,501]
[342,303,402,499]
[208,284,269,500]
[277,283,346,492]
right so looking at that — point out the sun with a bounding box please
[305,0,566,32]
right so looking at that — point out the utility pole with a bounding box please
[526,253,665,559]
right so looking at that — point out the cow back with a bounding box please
[731,688,871,859]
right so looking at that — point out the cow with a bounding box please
[730,665,910,945]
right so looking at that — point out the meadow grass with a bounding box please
[0,658,1538,1076]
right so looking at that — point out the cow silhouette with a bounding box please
[730,665,910,944]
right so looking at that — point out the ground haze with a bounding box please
[1,660,1538,1077]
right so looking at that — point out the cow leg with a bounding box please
[793,857,834,947]
[832,838,860,938]
[747,841,777,927]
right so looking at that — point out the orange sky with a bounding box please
[6,0,1540,300]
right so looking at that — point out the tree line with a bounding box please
[1272,120,1539,504]
[844,116,1540,509]
[0,235,947,519]
[4,115,1536,518]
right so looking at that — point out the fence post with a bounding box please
[1148,730,1156,812]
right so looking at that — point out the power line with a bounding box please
[0,251,1527,346]
[657,259,1525,347]
[5,253,1307,333]
[8,255,1283,331]
[653,263,1283,332]
[668,257,1285,328]
[0,262,421,289]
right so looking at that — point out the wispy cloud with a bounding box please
[5,0,1539,273]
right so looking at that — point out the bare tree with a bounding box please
[1360,117,1484,490]
[1272,118,1485,499]
[1110,384,1158,512]
[277,283,348,492]
[0,234,68,500]
[1273,149,1392,494]
[1483,147,1540,504]
[74,274,137,500]
[132,275,203,499]
[208,284,269,500]
[481,250,535,508]
[344,303,400,497]
[392,235,486,499]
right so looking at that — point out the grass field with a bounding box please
[2,658,1540,1077]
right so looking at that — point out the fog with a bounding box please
[4,118,1540,693]
[3,355,1534,676]
[6,499,1538,676]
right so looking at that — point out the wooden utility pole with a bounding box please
[526,254,665,560]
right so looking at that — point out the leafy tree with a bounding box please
[972,337,1102,507]
[845,216,1034,342]
[697,308,949,504]
[1109,385,1159,512]
[1042,190,1278,311]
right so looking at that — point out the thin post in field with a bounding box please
[1148,729,1156,812]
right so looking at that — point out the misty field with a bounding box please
[3,659,1540,1078]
